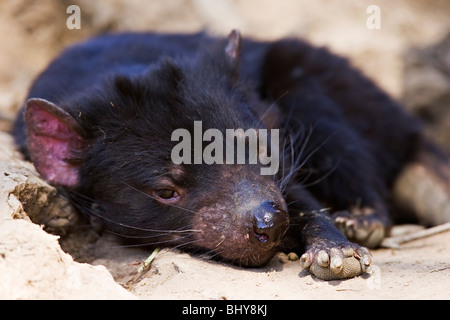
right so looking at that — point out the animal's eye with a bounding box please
[152,188,180,204]
[156,189,177,199]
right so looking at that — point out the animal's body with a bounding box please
[13,30,450,279]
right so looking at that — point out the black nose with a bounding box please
[251,201,289,247]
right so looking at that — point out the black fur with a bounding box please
[13,31,445,272]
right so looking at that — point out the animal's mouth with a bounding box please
[192,232,281,267]
[217,245,280,267]
[253,232,270,243]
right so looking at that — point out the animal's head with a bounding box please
[24,30,289,267]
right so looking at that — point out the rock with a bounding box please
[0,131,135,299]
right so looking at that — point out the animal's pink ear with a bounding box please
[25,98,84,187]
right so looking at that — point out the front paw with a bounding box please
[300,243,372,280]
[332,209,386,248]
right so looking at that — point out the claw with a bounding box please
[316,250,329,267]
[330,255,344,274]
[342,246,354,257]
[299,252,312,269]
[361,254,372,272]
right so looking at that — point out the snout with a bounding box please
[190,176,290,267]
[251,200,289,248]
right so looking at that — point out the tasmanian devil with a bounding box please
[13,30,450,280]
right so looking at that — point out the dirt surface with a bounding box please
[116,230,450,299]
[1,0,450,300]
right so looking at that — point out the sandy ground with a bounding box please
[108,229,450,300]
[1,0,450,300]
